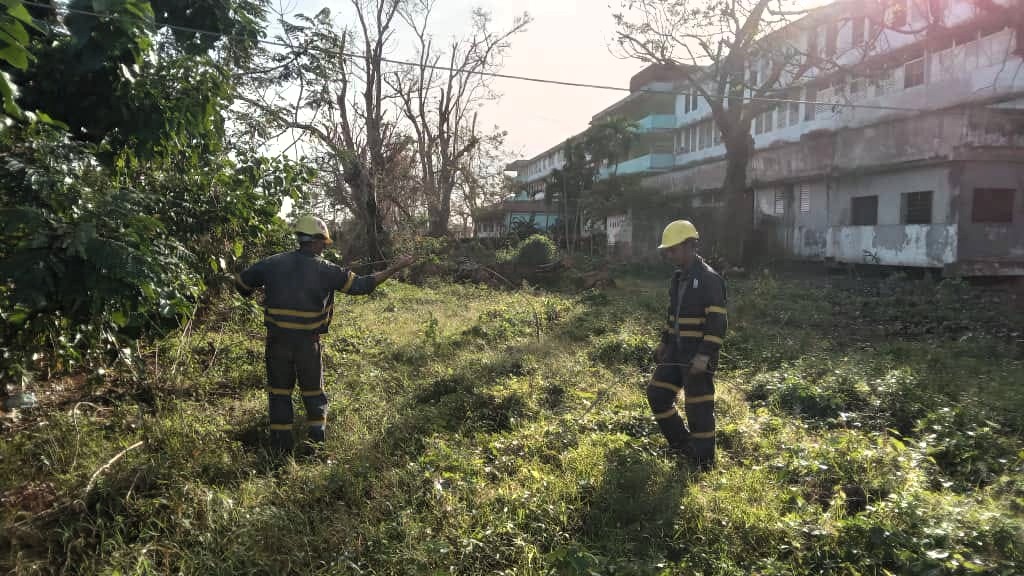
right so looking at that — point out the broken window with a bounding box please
[901,191,933,224]
[972,188,1015,223]
[851,195,879,225]
[904,57,925,88]
[800,184,811,213]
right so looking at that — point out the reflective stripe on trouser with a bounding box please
[266,331,329,450]
[647,362,716,461]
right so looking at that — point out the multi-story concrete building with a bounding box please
[592,65,679,178]
[474,147,564,238]
[482,0,1022,274]
[624,0,1024,275]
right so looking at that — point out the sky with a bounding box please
[280,0,645,162]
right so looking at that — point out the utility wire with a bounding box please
[20,0,931,113]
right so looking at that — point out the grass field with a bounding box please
[2,271,1022,575]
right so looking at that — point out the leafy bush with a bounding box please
[513,234,557,268]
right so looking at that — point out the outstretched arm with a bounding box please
[371,255,415,286]
[335,255,416,295]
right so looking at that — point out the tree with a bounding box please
[391,1,529,237]
[614,0,814,261]
[454,128,510,233]
[0,0,305,386]
[545,117,637,253]
[246,1,409,262]
[1,0,40,123]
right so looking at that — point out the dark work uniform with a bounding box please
[235,249,376,451]
[646,256,727,465]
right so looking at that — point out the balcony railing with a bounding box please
[635,114,677,132]
[599,153,675,177]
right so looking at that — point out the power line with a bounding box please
[21,0,926,113]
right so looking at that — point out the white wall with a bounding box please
[830,166,953,227]
[827,224,958,266]
[673,16,1023,167]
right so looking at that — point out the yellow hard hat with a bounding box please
[293,215,333,245]
[658,220,699,249]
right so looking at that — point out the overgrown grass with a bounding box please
[2,272,1022,575]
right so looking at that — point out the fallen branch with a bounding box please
[83,441,145,497]
[479,266,515,288]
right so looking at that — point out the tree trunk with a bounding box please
[355,173,387,264]
[563,187,572,255]
[426,208,449,237]
[718,133,754,266]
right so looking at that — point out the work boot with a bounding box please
[297,440,334,464]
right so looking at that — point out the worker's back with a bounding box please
[237,250,362,334]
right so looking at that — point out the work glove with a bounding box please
[689,354,710,375]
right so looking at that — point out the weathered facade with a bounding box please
[625,0,1024,274]
[488,0,1023,273]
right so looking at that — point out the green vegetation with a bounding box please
[2,272,1021,575]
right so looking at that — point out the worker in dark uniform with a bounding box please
[647,220,727,470]
[234,215,414,453]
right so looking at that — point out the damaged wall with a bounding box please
[827,224,958,266]
[955,161,1024,266]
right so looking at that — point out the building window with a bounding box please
[702,121,714,149]
[788,91,801,126]
[825,22,838,58]
[776,103,787,130]
[849,78,863,95]
[774,189,786,215]
[870,16,882,46]
[872,68,894,96]
[807,28,818,59]
[754,111,765,135]
[904,57,925,88]
[799,184,811,213]
[972,188,1015,223]
[851,195,879,225]
[804,86,818,121]
[852,16,865,47]
[901,191,933,224]
[712,122,721,145]
[684,94,699,113]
